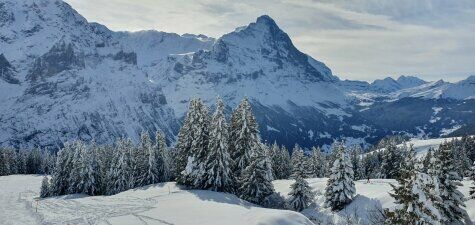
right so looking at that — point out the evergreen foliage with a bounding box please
[324,143,356,211]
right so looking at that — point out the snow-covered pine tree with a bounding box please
[97,145,114,195]
[40,175,50,198]
[140,131,159,185]
[287,149,315,211]
[203,97,234,192]
[422,147,434,173]
[50,144,73,196]
[67,141,84,194]
[380,141,403,179]
[181,98,210,188]
[324,143,356,211]
[349,145,365,180]
[229,97,260,178]
[429,142,469,224]
[386,145,442,225]
[280,145,292,179]
[106,139,134,195]
[77,144,101,195]
[262,143,274,181]
[470,162,475,199]
[174,99,196,180]
[238,142,275,205]
[452,139,472,177]
[306,147,325,178]
[291,144,306,178]
[270,142,281,178]
[155,131,170,182]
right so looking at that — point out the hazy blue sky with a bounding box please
[65,0,475,82]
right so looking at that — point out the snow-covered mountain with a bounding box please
[0,0,474,150]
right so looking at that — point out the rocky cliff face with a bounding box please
[0,0,473,150]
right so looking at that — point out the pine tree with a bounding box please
[422,147,434,173]
[380,141,403,179]
[141,132,159,185]
[181,98,210,188]
[291,144,306,178]
[306,147,325,178]
[324,143,355,211]
[262,143,274,181]
[280,145,292,179]
[270,142,282,178]
[452,139,472,177]
[287,149,315,211]
[203,97,234,192]
[386,145,442,225]
[155,131,170,182]
[174,99,196,180]
[429,142,469,224]
[349,145,365,180]
[106,139,134,195]
[229,97,260,178]
[68,141,84,194]
[238,144,275,205]
[40,176,50,198]
[50,144,73,196]
[76,144,101,195]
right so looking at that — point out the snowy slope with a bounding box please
[0,175,312,225]
[1,175,473,225]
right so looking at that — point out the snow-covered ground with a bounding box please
[367,136,469,159]
[1,175,473,225]
[0,175,311,225]
[274,178,475,224]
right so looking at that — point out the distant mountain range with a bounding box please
[1,0,474,150]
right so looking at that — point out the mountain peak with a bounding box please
[255,15,277,26]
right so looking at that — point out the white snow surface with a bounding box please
[274,178,475,224]
[0,175,312,225]
[1,175,474,225]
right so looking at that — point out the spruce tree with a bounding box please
[380,141,403,179]
[287,146,315,211]
[238,144,275,205]
[106,139,134,195]
[306,147,325,178]
[229,97,260,178]
[174,99,196,180]
[291,144,306,178]
[270,142,282,179]
[430,142,469,224]
[141,131,159,185]
[386,145,442,225]
[50,144,73,196]
[155,131,170,182]
[76,144,100,195]
[68,141,84,194]
[280,145,292,179]
[349,145,365,180]
[40,176,50,198]
[181,98,210,188]
[203,97,234,192]
[422,147,433,173]
[324,143,355,211]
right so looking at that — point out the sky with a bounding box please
[64,0,475,82]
